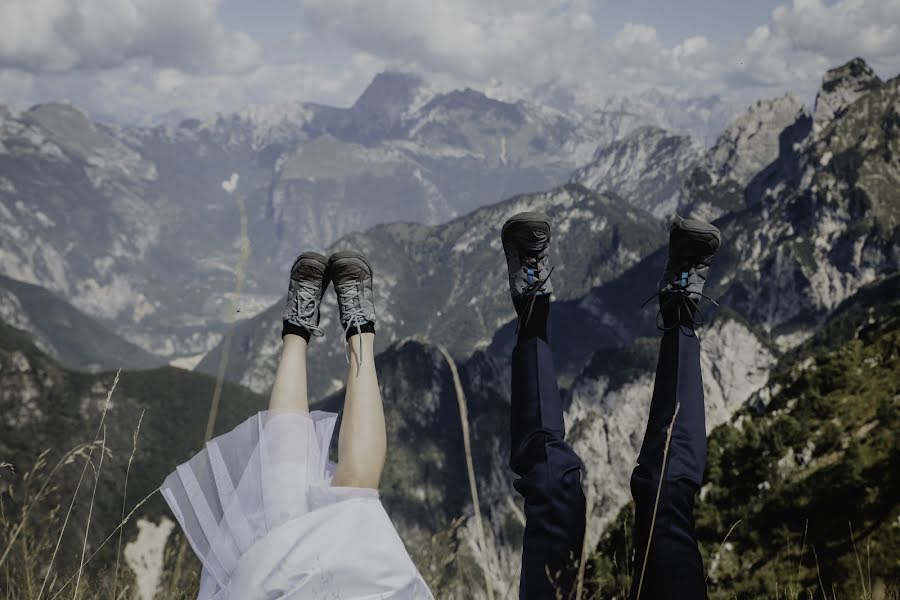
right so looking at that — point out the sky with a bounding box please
[0,0,897,124]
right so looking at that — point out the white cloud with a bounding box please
[771,0,900,59]
[613,23,659,50]
[588,0,900,101]
[0,0,898,123]
[0,0,261,74]
[296,0,599,84]
[726,0,900,89]
[290,0,898,109]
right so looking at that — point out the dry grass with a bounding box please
[113,410,145,599]
[169,180,251,595]
[634,402,681,600]
[0,369,162,600]
[438,344,496,600]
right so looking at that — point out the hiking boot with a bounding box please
[282,252,329,341]
[501,212,554,331]
[647,215,722,329]
[328,251,376,363]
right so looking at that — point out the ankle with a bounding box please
[346,331,375,363]
[345,321,375,341]
[282,320,312,343]
[516,294,550,342]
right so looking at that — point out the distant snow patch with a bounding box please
[222,173,239,193]
[169,352,207,371]
[124,516,175,600]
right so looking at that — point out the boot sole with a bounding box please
[672,219,722,255]
[290,251,329,273]
[327,250,373,276]
[501,212,552,241]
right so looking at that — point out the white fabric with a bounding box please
[160,409,434,599]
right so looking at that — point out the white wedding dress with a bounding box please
[160,409,434,599]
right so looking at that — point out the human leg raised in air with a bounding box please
[327,251,386,490]
[502,212,587,600]
[629,215,721,600]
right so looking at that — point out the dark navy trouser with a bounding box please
[510,336,586,599]
[628,327,708,599]
[511,327,707,600]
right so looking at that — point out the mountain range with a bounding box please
[0,58,896,599]
[0,71,735,363]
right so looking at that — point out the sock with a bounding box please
[282,320,312,343]
[345,321,376,341]
[515,294,550,342]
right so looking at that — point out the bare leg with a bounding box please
[332,332,386,489]
[267,334,310,412]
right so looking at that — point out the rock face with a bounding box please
[197,184,663,398]
[0,72,688,361]
[537,59,898,363]
[714,63,899,344]
[812,57,883,128]
[535,84,741,147]
[0,101,278,358]
[312,314,777,598]
[564,317,776,549]
[0,274,163,371]
[570,126,702,217]
[681,93,808,221]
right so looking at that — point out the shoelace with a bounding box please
[641,280,719,331]
[516,265,554,334]
[336,279,375,368]
[287,278,325,337]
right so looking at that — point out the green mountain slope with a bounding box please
[587,275,900,599]
[0,321,266,596]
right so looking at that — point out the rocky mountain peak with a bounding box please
[422,88,526,124]
[813,57,883,127]
[19,101,138,161]
[352,71,427,118]
[680,91,808,220]
[570,125,702,217]
[723,92,806,149]
[24,102,95,139]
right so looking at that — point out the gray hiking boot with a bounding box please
[647,214,722,329]
[501,212,554,330]
[328,251,376,363]
[282,252,330,339]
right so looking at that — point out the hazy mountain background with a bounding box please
[0,58,897,599]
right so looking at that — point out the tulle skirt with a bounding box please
[160,409,434,599]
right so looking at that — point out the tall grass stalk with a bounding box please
[172,184,250,593]
[0,445,91,569]
[793,519,809,598]
[74,425,108,598]
[813,545,827,599]
[112,410,144,599]
[634,401,680,600]
[849,521,870,599]
[37,368,120,599]
[866,539,871,597]
[1,461,13,598]
[706,519,742,582]
[205,191,249,444]
[437,345,495,600]
[575,494,595,600]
